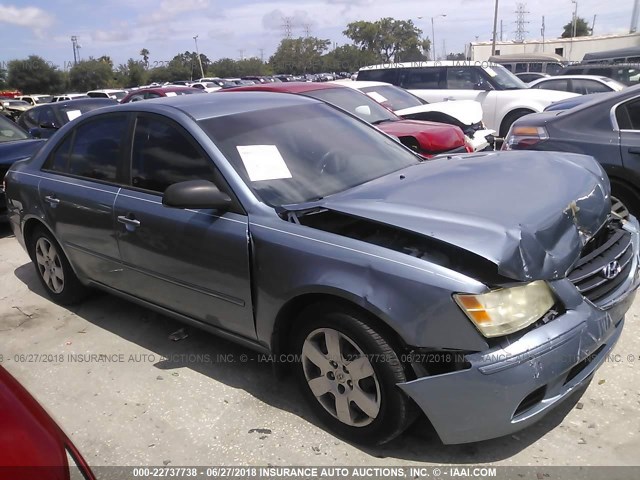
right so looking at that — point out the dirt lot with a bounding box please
[1,222,639,468]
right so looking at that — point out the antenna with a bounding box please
[514,3,529,42]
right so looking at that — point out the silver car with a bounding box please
[4,92,639,445]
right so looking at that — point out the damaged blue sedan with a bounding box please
[4,92,639,445]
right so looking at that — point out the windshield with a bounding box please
[114,91,127,100]
[303,88,398,124]
[359,85,424,111]
[485,64,528,90]
[0,116,29,142]
[7,100,30,107]
[200,102,419,206]
[58,103,111,123]
[36,96,52,104]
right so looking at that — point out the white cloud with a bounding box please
[92,29,132,42]
[144,0,211,24]
[0,3,54,35]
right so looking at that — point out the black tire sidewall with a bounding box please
[292,304,413,445]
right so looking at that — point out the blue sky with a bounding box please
[0,0,634,70]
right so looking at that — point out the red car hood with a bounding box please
[378,119,466,154]
[0,366,95,479]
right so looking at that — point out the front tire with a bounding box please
[29,226,88,305]
[292,303,415,445]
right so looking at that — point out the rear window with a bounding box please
[398,67,444,89]
[357,69,399,84]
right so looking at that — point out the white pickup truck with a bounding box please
[357,61,578,137]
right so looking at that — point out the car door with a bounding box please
[113,113,256,339]
[617,96,640,175]
[38,113,129,287]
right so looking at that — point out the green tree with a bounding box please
[69,58,116,91]
[149,51,213,81]
[446,52,467,61]
[209,58,240,77]
[269,37,331,74]
[140,48,150,68]
[561,17,591,38]
[343,18,424,62]
[236,58,271,76]
[0,65,7,89]
[322,45,381,72]
[116,59,147,87]
[7,55,64,93]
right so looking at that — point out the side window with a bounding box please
[534,79,569,91]
[572,79,609,95]
[44,134,74,172]
[356,69,398,84]
[130,116,216,193]
[129,93,145,102]
[66,115,127,181]
[529,63,543,72]
[545,63,563,75]
[445,67,482,89]
[616,99,640,130]
[399,67,444,89]
[37,107,58,128]
[515,63,527,73]
[501,64,513,71]
[145,92,161,99]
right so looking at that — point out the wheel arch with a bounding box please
[270,292,410,361]
[498,107,536,137]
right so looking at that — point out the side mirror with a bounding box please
[355,105,372,117]
[474,81,493,91]
[162,180,232,210]
[29,128,42,138]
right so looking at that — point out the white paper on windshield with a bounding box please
[237,145,292,182]
[367,91,388,103]
[66,110,82,121]
[484,67,498,77]
[165,92,177,97]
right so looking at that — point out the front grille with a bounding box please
[568,220,633,306]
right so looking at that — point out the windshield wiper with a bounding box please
[371,118,394,125]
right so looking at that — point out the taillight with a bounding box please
[502,126,548,150]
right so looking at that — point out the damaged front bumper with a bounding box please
[398,217,640,445]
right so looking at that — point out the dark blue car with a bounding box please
[0,115,45,220]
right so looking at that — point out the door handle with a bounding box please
[117,215,141,230]
[443,96,456,101]
[44,195,60,206]
[628,147,640,155]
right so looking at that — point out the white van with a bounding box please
[357,61,578,137]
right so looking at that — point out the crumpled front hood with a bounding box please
[378,119,465,153]
[316,151,610,282]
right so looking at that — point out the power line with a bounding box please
[281,17,294,39]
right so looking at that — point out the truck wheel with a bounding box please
[292,304,416,445]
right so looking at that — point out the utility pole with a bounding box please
[541,16,545,51]
[631,0,640,33]
[572,0,578,38]
[259,48,265,63]
[500,20,504,41]
[70,36,79,65]
[431,14,446,61]
[193,35,205,79]
[302,23,312,38]
[491,0,499,55]
[591,14,596,35]
[238,49,245,61]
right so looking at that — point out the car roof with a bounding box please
[29,98,117,110]
[548,82,640,115]
[360,61,494,71]
[332,80,392,89]
[222,82,342,94]
[131,85,201,93]
[535,75,613,82]
[96,90,323,121]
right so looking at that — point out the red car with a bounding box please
[221,82,470,157]
[0,366,95,480]
[120,85,204,103]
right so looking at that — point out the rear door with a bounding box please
[38,113,130,286]
[616,96,640,176]
[113,113,255,339]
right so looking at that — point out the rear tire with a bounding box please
[292,303,416,445]
[499,109,534,139]
[28,226,88,305]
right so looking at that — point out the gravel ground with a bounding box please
[1,222,639,470]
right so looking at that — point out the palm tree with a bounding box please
[140,48,150,68]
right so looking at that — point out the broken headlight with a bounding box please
[454,281,555,337]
